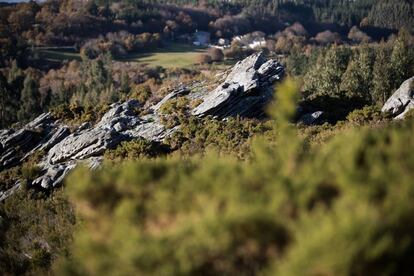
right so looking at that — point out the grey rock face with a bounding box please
[192,52,284,118]
[47,100,143,165]
[48,128,126,164]
[32,162,77,189]
[299,111,325,126]
[0,52,285,195]
[0,181,21,202]
[0,113,57,170]
[97,100,141,130]
[126,116,168,142]
[25,112,54,130]
[382,77,414,119]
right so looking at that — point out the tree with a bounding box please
[72,55,116,107]
[18,75,41,121]
[8,60,23,83]
[347,26,371,43]
[120,71,130,94]
[0,72,14,128]
[286,47,308,76]
[303,45,351,99]
[7,2,38,33]
[196,54,212,64]
[390,28,414,89]
[340,46,374,103]
[313,30,342,45]
[372,45,392,105]
[84,0,98,16]
[208,48,224,62]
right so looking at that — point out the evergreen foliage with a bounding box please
[372,45,392,105]
[390,28,414,89]
[340,45,374,103]
[17,74,41,122]
[303,45,351,99]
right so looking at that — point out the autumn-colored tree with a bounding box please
[208,48,224,62]
[196,53,212,64]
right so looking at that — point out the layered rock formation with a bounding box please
[0,52,284,199]
[192,53,284,118]
[382,77,414,119]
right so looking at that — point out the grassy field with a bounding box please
[34,43,207,68]
[120,43,208,68]
[35,48,81,62]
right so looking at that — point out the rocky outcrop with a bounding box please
[0,113,66,170]
[32,162,77,189]
[151,85,190,112]
[0,52,285,199]
[48,128,126,164]
[382,77,414,119]
[299,111,325,126]
[192,52,284,118]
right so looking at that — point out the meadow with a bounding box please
[35,43,207,68]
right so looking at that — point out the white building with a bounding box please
[248,38,267,49]
[193,31,211,46]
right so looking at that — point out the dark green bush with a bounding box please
[346,105,386,126]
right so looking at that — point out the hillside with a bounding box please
[1,0,414,275]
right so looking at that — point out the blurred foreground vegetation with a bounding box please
[44,80,414,275]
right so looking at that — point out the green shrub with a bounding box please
[51,103,110,125]
[21,163,41,182]
[1,150,45,190]
[104,139,167,160]
[165,116,272,158]
[404,108,414,120]
[346,105,386,126]
[159,96,189,115]
[158,96,190,128]
[0,167,20,191]
[130,84,152,104]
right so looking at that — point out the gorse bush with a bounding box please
[51,104,110,126]
[57,80,414,275]
[346,105,386,126]
[104,139,168,160]
[165,115,273,158]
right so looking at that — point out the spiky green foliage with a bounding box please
[104,139,167,160]
[56,79,414,275]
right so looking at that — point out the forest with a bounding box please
[1,0,414,275]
